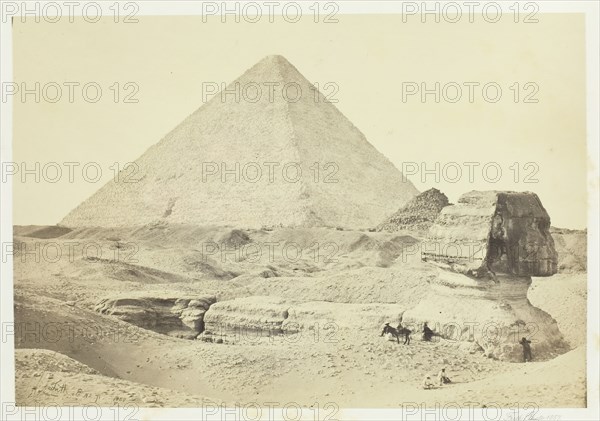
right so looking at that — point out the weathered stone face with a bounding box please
[423,191,557,279]
[405,190,566,362]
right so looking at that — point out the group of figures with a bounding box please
[380,321,534,362]
[380,321,535,390]
[423,368,451,390]
[379,321,437,345]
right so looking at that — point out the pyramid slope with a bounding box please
[61,55,418,229]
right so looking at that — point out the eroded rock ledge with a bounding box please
[95,294,407,343]
[200,296,406,342]
[95,294,216,339]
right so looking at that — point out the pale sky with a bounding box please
[11,14,588,229]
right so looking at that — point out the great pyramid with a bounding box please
[61,55,418,229]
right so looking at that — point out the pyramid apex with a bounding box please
[260,54,291,64]
[238,54,304,85]
[254,54,296,71]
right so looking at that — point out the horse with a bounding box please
[380,323,411,345]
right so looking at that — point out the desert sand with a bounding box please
[13,224,587,408]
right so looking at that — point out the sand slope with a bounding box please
[13,224,587,407]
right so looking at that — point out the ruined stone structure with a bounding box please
[377,188,450,233]
[403,191,568,361]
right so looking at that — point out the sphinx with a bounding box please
[402,190,568,361]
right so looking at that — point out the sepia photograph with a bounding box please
[1,1,598,420]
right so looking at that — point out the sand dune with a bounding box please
[12,224,587,407]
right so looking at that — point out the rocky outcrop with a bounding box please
[377,188,449,233]
[283,302,405,333]
[404,191,568,361]
[201,295,408,343]
[95,294,216,338]
[202,296,289,340]
[218,229,252,248]
[551,227,587,273]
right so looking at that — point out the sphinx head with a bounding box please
[423,191,557,279]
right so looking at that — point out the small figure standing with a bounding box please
[422,375,435,390]
[520,337,533,362]
[438,368,451,385]
[423,322,434,341]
